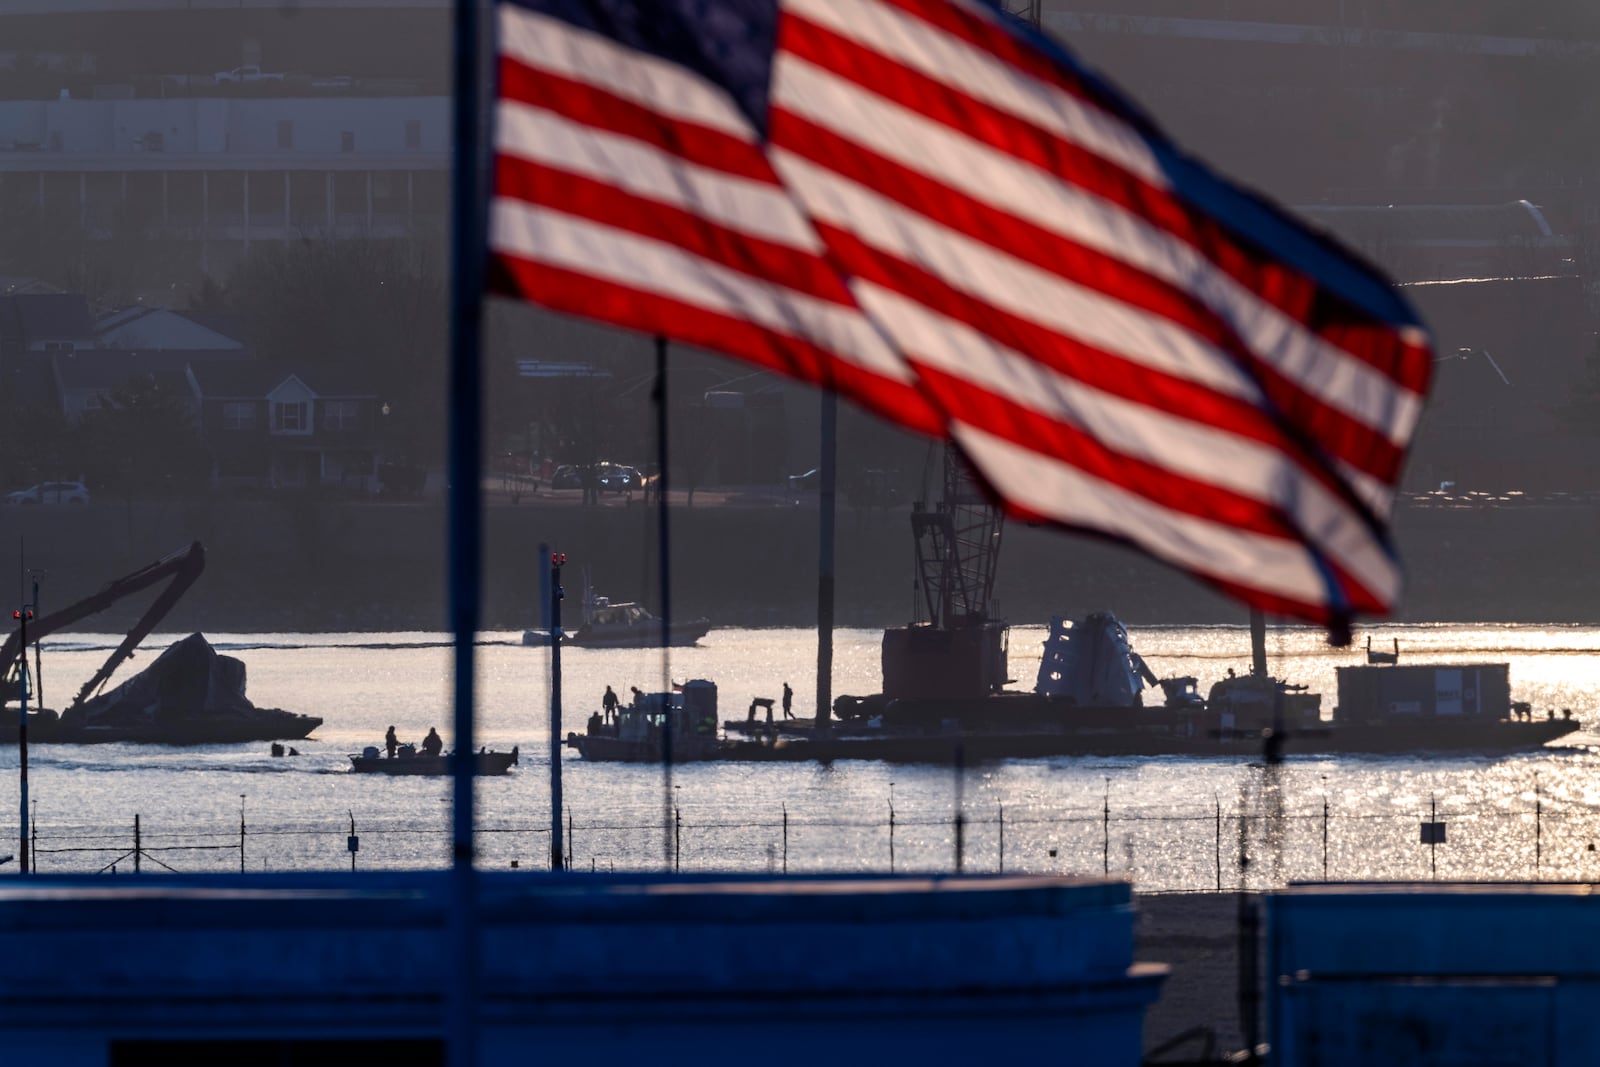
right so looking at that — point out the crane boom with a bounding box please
[0,542,207,707]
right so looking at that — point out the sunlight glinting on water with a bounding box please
[3,623,1599,887]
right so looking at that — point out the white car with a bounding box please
[214,66,286,84]
[6,481,90,505]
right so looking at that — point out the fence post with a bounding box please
[568,809,574,872]
[1322,795,1330,880]
[1102,779,1110,876]
[1215,794,1222,892]
[998,803,1005,875]
[134,814,141,875]
[674,804,681,873]
[1535,773,1542,878]
[888,785,896,874]
[239,795,246,873]
[782,802,788,874]
[953,744,966,874]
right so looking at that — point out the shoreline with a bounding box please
[2,497,1598,634]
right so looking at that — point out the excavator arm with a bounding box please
[0,541,206,706]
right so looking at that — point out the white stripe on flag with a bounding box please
[772,53,1424,445]
[781,0,1168,186]
[496,100,825,252]
[489,198,915,384]
[860,283,1399,597]
[498,5,757,141]
[954,424,1398,607]
[771,148,1262,401]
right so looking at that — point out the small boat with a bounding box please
[522,569,710,648]
[348,745,519,775]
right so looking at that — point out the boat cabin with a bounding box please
[591,681,718,743]
[1335,663,1511,723]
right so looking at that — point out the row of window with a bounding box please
[269,119,424,152]
[221,399,361,433]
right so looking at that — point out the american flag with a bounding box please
[488,0,1434,635]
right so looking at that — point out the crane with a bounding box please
[1,542,206,711]
[882,446,1009,701]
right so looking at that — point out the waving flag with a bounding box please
[488,0,1434,636]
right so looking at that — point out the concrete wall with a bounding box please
[0,871,1164,1066]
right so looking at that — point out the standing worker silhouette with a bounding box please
[782,682,794,720]
[602,685,619,723]
[422,727,443,757]
[385,725,398,759]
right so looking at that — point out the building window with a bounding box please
[273,401,307,433]
[323,399,359,431]
[341,130,355,152]
[222,401,256,431]
[277,120,293,149]
[405,119,421,150]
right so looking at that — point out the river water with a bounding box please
[4,622,1600,889]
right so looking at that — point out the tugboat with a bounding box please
[522,569,711,648]
[567,680,727,761]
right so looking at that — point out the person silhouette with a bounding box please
[422,727,443,757]
[782,682,794,719]
[385,725,398,759]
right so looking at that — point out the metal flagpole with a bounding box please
[549,550,566,871]
[816,390,836,731]
[654,335,674,870]
[448,0,486,1061]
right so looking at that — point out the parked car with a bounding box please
[214,66,286,84]
[596,463,641,492]
[549,465,583,490]
[6,481,90,505]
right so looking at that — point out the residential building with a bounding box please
[93,305,247,352]
[187,360,382,490]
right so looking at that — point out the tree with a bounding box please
[73,374,209,498]
[0,402,76,491]
[227,241,448,462]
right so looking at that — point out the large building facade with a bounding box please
[0,1,453,284]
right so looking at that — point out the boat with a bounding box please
[521,569,710,648]
[349,745,519,775]
[569,615,1581,762]
[567,681,724,761]
[3,632,321,745]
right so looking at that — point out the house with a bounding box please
[92,306,248,352]
[187,361,383,491]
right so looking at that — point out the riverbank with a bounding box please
[0,496,1596,633]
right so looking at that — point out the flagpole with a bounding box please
[816,389,836,733]
[447,0,485,1062]
[654,335,674,870]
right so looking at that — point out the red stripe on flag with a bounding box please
[779,6,1432,396]
[918,366,1317,540]
[498,58,774,183]
[495,155,855,306]
[488,252,945,436]
[807,217,1404,492]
